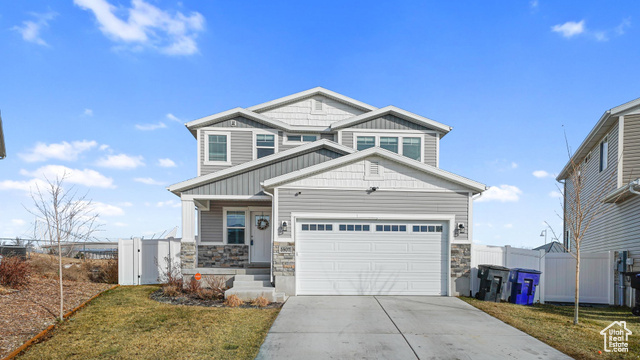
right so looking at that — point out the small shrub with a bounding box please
[204,276,228,299]
[185,276,201,294]
[162,284,181,297]
[0,256,31,289]
[157,255,182,288]
[85,259,118,284]
[195,288,216,300]
[251,296,269,307]
[224,294,243,307]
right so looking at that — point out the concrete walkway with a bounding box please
[256,296,571,360]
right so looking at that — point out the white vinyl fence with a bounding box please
[118,238,181,285]
[471,244,614,304]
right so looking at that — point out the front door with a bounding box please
[250,212,271,263]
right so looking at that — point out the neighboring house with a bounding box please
[0,112,5,159]
[557,97,640,306]
[168,87,486,300]
[533,241,564,253]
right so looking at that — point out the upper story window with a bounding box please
[285,134,318,144]
[204,131,231,165]
[357,136,376,151]
[355,134,423,161]
[599,136,608,172]
[256,133,275,159]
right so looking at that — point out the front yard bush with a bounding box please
[0,256,31,289]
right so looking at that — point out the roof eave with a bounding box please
[246,87,378,113]
[330,106,452,134]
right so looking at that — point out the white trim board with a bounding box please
[202,130,232,166]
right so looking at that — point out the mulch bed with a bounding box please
[150,289,284,309]
[0,276,111,359]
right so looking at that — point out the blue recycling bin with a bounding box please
[508,268,542,306]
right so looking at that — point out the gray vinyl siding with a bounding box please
[350,115,434,131]
[200,200,271,242]
[185,148,345,195]
[320,133,335,141]
[340,130,438,167]
[211,116,270,129]
[278,188,469,241]
[200,130,254,175]
[623,114,640,184]
[563,120,640,254]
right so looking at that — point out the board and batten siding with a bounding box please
[277,188,470,241]
[563,120,640,254]
[200,200,271,243]
[185,148,345,196]
[349,114,433,131]
[623,114,640,184]
[259,95,366,127]
[341,129,438,167]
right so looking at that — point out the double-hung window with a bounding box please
[256,133,275,159]
[599,136,608,172]
[357,136,375,151]
[226,211,246,244]
[204,131,231,165]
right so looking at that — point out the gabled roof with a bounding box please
[246,87,378,113]
[533,241,564,253]
[184,108,329,137]
[557,96,640,180]
[261,146,486,193]
[0,112,5,160]
[167,140,355,194]
[330,106,452,135]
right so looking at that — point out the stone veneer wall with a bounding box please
[197,245,249,268]
[273,242,295,276]
[451,243,471,296]
[180,242,196,269]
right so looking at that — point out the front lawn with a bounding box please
[461,297,640,359]
[18,286,280,360]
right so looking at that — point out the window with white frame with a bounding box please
[226,210,246,244]
[599,136,608,172]
[204,131,231,165]
[412,225,443,233]
[256,133,275,159]
[355,134,423,161]
[285,134,318,144]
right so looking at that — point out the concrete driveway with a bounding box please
[256,296,571,360]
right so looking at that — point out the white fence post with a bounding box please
[538,249,546,304]
[118,237,181,286]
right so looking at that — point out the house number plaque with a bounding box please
[279,246,293,254]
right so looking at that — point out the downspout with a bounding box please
[261,183,275,285]
[629,179,640,196]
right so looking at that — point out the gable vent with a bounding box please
[369,161,380,175]
[314,99,323,111]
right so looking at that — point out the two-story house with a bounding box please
[168,87,486,301]
[557,97,640,307]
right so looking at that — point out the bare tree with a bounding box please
[27,174,101,320]
[551,132,621,325]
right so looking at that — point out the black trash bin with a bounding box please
[476,264,511,302]
[627,272,640,316]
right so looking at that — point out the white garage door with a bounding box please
[296,219,449,296]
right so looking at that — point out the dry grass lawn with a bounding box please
[461,297,640,359]
[18,286,280,360]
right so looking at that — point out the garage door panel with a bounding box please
[296,219,448,296]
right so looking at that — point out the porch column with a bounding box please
[180,198,196,269]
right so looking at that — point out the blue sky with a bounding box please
[0,1,638,247]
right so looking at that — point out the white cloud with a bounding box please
[511,162,518,169]
[532,170,552,178]
[118,201,133,207]
[156,200,181,208]
[114,222,127,227]
[12,11,57,46]
[96,154,145,169]
[83,108,94,116]
[134,177,164,185]
[615,18,631,35]
[530,0,538,8]
[158,158,176,167]
[73,0,205,55]
[549,191,563,198]
[166,113,182,123]
[20,165,116,188]
[504,224,513,229]
[135,122,167,131]
[475,185,522,203]
[88,201,124,216]
[20,140,97,162]
[0,178,47,192]
[551,20,585,38]
[99,144,110,151]
[11,219,26,226]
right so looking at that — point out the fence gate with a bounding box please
[118,238,181,285]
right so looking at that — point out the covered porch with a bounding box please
[180,194,275,273]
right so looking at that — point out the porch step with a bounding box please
[233,280,272,288]
[224,287,287,303]
[234,274,270,281]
